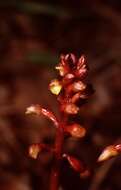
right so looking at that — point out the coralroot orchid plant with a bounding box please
[26,53,94,190]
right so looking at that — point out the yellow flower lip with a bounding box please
[29,144,41,159]
[49,79,62,95]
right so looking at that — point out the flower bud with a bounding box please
[65,124,86,138]
[75,55,88,78]
[98,145,118,162]
[65,53,76,66]
[61,103,79,114]
[29,144,41,159]
[63,154,84,173]
[78,55,85,66]
[49,79,62,95]
[55,54,70,76]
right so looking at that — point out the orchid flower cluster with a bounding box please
[26,53,94,190]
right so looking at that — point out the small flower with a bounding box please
[98,145,118,162]
[72,81,86,92]
[26,105,40,115]
[49,79,62,95]
[55,54,70,76]
[78,55,86,69]
[29,144,41,159]
[61,103,79,114]
[66,81,86,94]
[65,124,86,138]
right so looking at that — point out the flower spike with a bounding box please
[27,53,93,190]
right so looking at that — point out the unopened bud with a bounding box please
[65,53,76,65]
[65,124,86,138]
[63,154,84,173]
[75,55,88,78]
[29,144,41,159]
[98,145,118,162]
[78,55,85,66]
[49,79,62,95]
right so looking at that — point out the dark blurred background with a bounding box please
[0,0,121,190]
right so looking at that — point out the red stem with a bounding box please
[50,115,67,190]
